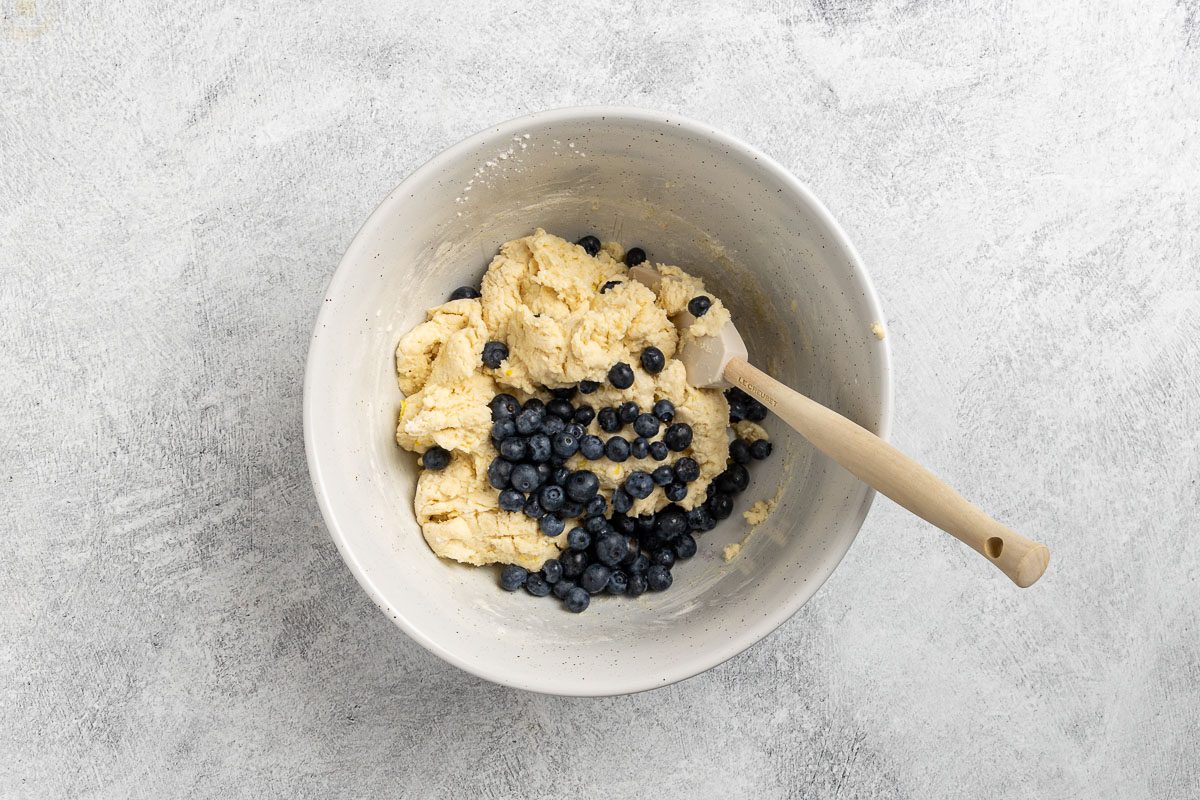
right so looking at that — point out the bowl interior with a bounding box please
[305,109,889,695]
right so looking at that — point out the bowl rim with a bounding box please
[303,105,893,696]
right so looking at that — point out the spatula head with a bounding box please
[629,265,747,389]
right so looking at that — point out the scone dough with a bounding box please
[395,229,732,569]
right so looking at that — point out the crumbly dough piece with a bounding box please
[727,483,785,561]
[733,420,769,442]
[395,229,732,569]
[743,498,776,525]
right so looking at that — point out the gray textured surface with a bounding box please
[2,0,1198,796]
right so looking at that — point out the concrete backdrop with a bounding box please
[2,0,1197,797]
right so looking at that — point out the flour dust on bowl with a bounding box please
[303,107,890,696]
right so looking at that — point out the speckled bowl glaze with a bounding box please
[304,107,891,696]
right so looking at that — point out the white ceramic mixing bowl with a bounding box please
[304,107,891,696]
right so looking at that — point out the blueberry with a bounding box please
[673,457,700,483]
[565,470,600,502]
[624,247,646,267]
[649,440,669,461]
[553,578,576,599]
[750,440,773,460]
[523,496,544,519]
[579,380,600,394]
[560,550,588,578]
[646,564,673,591]
[728,400,747,423]
[491,417,517,445]
[665,483,687,502]
[651,466,675,486]
[611,489,633,514]
[729,439,751,465]
[657,508,688,538]
[527,433,552,463]
[597,407,620,432]
[663,422,693,452]
[564,586,591,613]
[567,527,591,551]
[607,570,629,594]
[639,346,665,374]
[421,446,450,470]
[585,495,607,517]
[498,437,526,462]
[449,286,480,301]
[486,458,512,490]
[551,432,579,459]
[499,565,527,591]
[579,435,605,460]
[564,422,586,439]
[608,362,634,389]
[631,414,657,440]
[510,464,539,493]
[525,573,551,597]
[581,515,605,535]
[627,553,650,574]
[576,235,601,256]
[687,295,712,317]
[674,534,698,560]
[635,515,657,536]
[599,279,621,293]
[642,528,668,553]
[608,514,632,535]
[481,340,508,369]
[550,385,578,399]
[717,463,750,494]
[540,415,566,436]
[560,501,584,519]
[630,437,649,459]
[605,437,631,462]
[539,484,565,512]
[626,572,648,597]
[535,463,552,486]
[539,514,565,536]
[573,405,595,426]
[541,558,563,584]
[618,401,639,424]
[498,489,525,512]
[515,408,543,435]
[547,398,574,421]
[726,387,751,404]
[686,505,716,532]
[746,400,768,422]
[620,536,640,565]
[652,548,676,569]
[596,534,628,566]
[580,564,611,594]
[708,492,734,520]
[652,399,675,423]
[624,471,654,499]
[490,393,520,421]
[640,530,667,552]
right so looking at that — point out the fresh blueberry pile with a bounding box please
[468,236,776,611]
[725,386,769,423]
[494,384,774,612]
[485,380,701,544]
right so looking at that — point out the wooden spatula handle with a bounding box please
[724,358,1050,587]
